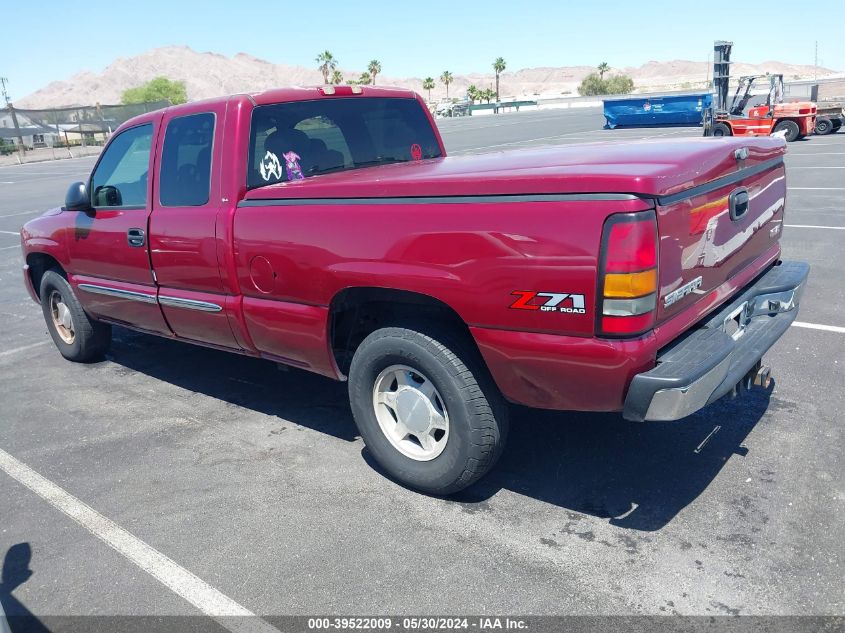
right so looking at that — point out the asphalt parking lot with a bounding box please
[0,107,843,627]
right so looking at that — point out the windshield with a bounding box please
[247,97,442,189]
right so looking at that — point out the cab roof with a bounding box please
[249,85,417,105]
[114,85,421,133]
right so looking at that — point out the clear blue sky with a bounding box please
[1,0,841,100]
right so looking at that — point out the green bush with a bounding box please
[577,72,635,96]
[122,77,187,105]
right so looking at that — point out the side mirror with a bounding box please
[65,181,91,211]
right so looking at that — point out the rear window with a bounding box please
[247,97,442,189]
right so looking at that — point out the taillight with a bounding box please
[597,211,658,337]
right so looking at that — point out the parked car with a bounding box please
[0,140,17,156]
[435,99,469,117]
[20,86,808,494]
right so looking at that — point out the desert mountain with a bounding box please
[17,45,839,109]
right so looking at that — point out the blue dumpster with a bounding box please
[603,93,712,129]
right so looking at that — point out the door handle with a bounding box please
[127,228,146,248]
[729,188,749,221]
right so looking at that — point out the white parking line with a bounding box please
[0,447,279,633]
[788,152,845,156]
[792,321,845,334]
[787,166,845,169]
[0,210,40,218]
[785,224,845,230]
[0,341,50,357]
[789,187,845,190]
[0,230,20,235]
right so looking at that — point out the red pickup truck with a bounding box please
[20,86,808,494]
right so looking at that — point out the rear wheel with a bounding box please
[348,324,508,495]
[773,119,800,142]
[832,119,842,133]
[815,118,833,135]
[40,270,111,362]
[712,122,732,137]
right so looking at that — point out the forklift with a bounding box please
[705,41,816,142]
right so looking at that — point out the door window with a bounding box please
[90,124,153,208]
[159,113,215,207]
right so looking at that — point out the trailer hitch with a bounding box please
[731,361,772,397]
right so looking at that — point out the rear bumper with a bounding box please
[623,260,809,421]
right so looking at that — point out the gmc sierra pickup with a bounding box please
[20,86,809,494]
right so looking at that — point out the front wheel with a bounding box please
[712,122,732,137]
[40,270,111,362]
[348,325,508,495]
[773,119,801,142]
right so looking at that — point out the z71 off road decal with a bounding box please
[509,291,587,314]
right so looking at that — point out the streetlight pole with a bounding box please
[0,77,26,158]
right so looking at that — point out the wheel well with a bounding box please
[26,253,63,298]
[329,287,474,376]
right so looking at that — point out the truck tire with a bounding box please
[773,119,801,142]
[712,122,732,137]
[815,118,833,135]
[40,269,111,362]
[348,325,508,495]
[832,119,842,133]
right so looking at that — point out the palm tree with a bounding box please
[316,51,338,84]
[422,77,435,102]
[356,71,371,86]
[466,84,479,103]
[597,62,610,79]
[367,59,382,85]
[482,88,496,104]
[330,69,343,85]
[440,71,453,99]
[493,57,506,102]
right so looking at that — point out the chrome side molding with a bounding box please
[78,283,223,313]
[78,283,158,304]
[158,295,223,313]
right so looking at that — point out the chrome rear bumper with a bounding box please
[623,261,809,422]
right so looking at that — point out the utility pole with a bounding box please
[0,77,26,157]
[814,41,818,81]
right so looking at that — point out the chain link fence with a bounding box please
[0,100,169,164]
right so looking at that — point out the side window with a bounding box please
[159,113,214,207]
[91,124,153,208]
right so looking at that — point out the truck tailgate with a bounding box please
[654,141,786,330]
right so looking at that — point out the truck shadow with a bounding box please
[108,329,358,441]
[108,328,771,532]
[450,386,773,531]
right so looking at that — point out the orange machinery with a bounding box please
[705,42,816,142]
